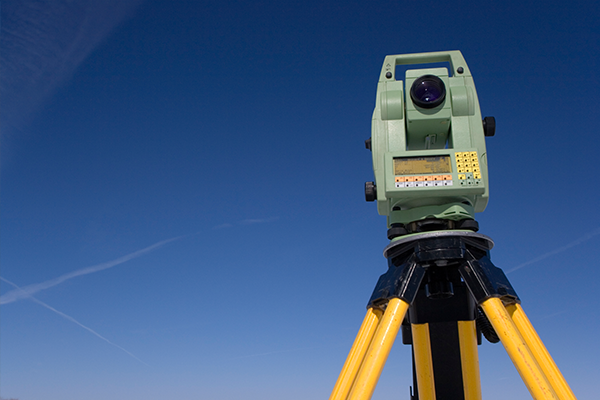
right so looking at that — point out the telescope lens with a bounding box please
[410,75,446,109]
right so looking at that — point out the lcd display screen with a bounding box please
[394,155,452,175]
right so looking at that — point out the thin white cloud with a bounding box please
[213,223,234,229]
[0,235,184,305]
[506,227,600,273]
[215,217,279,229]
[539,310,568,320]
[0,277,148,365]
[1,0,143,138]
[241,217,279,224]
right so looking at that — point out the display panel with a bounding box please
[393,155,452,175]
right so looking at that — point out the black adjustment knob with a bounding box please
[387,224,407,240]
[483,116,496,137]
[457,219,479,232]
[365,181,376,202]
[365,138,372,150]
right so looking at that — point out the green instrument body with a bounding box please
[370,51,490,226]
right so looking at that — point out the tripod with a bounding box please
[329,230,577,400]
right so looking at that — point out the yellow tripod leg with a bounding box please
[480,298,559,400]
[506,304,577,400]
[411,321,481,400]
[329,307,384,400]
[457,320,482,400]
[348,297,410,400]
[411,323,436,400]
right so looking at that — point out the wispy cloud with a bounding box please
[539,310,568,320]
[0,277,148,366]
[1,0,143,139]
[0,235,184,305]
[240,217,279,224]
[213,223,234,229]
[214,217,279,229]
[506,227,600,273]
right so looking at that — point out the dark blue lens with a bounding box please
[410,75,446,109]
[414,82,442,102]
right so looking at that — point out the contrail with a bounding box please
[0,235,184,305]
[213,216,279,229]
[1,0,143,139]
[0,277,148,366]
[506,227,600,273]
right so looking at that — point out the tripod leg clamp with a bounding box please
[367,235,520,310]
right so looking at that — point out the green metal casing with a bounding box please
[370,51,490,227]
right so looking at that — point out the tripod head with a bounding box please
[365,51,495,236]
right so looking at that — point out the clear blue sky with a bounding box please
[2,1,599,399]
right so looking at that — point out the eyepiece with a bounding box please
[410,75,446,109]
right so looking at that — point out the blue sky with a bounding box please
[1,1,599,399]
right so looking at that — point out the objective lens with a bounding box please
[410,75,446,109]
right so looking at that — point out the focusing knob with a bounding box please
[483,116,496,137]
[365,181,376,202]
[365,138,372,150]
